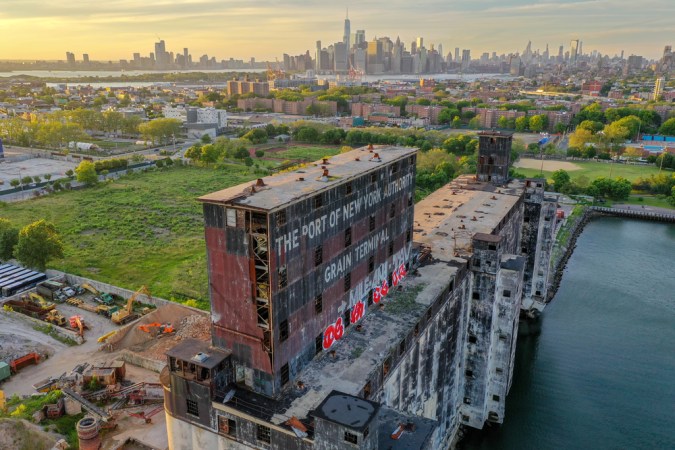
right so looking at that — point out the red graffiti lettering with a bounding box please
[381,279,389,297]
[322,317,345,350]
[398,263,407,277]
[373,286,382,304]
[350,301,365,324]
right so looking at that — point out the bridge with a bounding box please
[591,206,675,223]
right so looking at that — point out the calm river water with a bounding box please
[463,216,675,450]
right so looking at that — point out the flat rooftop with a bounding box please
[199,145,417,211]
[413,175,524,260]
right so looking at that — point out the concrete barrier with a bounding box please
[0,308,84,345]
[117,350,166,373]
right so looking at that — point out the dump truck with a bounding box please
[96,304,118,318]
[10,353,40,374]
[37,280,66,302]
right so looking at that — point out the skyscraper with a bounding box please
[155,39,167,68]
[455,47,460,63]
[354,30,366,48]
[343,9,350,50]
[569,39,579,66]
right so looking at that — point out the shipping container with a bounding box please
[0,361,10,382]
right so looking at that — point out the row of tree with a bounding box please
[0,219,64,271]
[548,169,633,200]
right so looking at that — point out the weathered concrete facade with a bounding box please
[163,144,557,449]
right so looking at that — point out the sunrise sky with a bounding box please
[1,0,672,61]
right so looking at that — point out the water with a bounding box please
[463,217,675,450]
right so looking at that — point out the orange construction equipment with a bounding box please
[70,315,85,337]
[138,322,174,336]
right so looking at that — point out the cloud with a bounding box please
[0,0,671,60]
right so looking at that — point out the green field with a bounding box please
[0,165,259,302]
[616,195,675,210]
[274,146,341,161]
[515,160,664,182]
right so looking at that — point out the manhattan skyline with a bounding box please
[0,0,672,61]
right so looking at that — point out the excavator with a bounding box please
[28,292,55,311]
[69,315,85,337]
[82,283,114,305]
[112,286,151,325]
[138,322,175,336]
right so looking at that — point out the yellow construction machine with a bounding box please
[44,309,67,327]
[112,286,152,325]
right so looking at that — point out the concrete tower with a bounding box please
[476,131,513,185]
[343,9,350,50]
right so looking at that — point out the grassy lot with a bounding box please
[614,195,675,210]
[0,165,258,302]
[515,160,664,182]
[274,146,341,161]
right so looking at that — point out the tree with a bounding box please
[569,128,596,148]
[468,117,481,129]
[138,118,182,145]
[0,218,19,260]
[578,120,604,133]
[658,118,675,136]
[554,122,567,134]
[65,169,74,178]
[451,116,461,129]
[14,220,64,271]
[9,179,20,188]
[515,116,529,132]
[75,160,98,185]
[497,116,509,129]
[21,176,33,187]
[529,115,547,133]
[32,175,41,184]
[551,169,571,192]
[44,174,52,182]
[200,134,212,144]
[242,128,268,144]
[184,143,202,161]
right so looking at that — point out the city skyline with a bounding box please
[0,0,672,61]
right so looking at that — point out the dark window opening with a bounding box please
[280,363,290,385]
[499,334,507,341]
[388,241,394,256]
[473,258,480,267]
[464,397,471,405]
[414,323,420,337]
[344,272,351,292]
[493,394,501,402]
[344,308,351,327]
[218,416,237,436]
[279,320,289,341]
[186,399,199,416]
[391,162,399,174]
[345,227,352,247]
[399,339,406,356]
[524,217,530,223]
[368,255,375,273]
[369,215,375,231]
[314,245,323,266]
[462,414,470,421]
[521,247,528,254]
[345,182,353,195]
[468,335,477,344]
[363,381,372,399]
[472,292,480,300]
[370,172,377,183]
[313,194,323,209]
[496,367,504,374]
[257,424,271,444]
[426,309,432,321]
[465,370,474,378]
[315,294,323,314]
[406,229,411,243]
[315,334,323,355]
[390,202,396,218]
[383,357,391,377]
[367,289,374,306]
[503,289,511,298]
[278,266,287,288]
[345,431,358,444]
[275,210,286,226]
[535,290,542,296]
[488,244,497,251]
[408,193,413,206]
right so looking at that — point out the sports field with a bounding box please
[513,158,662,181]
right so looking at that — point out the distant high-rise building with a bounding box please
[315,41,322,72]
[354,30,366,48]
[558,45,564,62]
[367,39,384,74]
[183,48,189,68]
[334,42,348,73]
[65,52,75,64]
[569,39,579,66]
[416,37,424,51]
[82,54,89,64]
[155,40,167,68]
[438,44,443,60]
[461,49,471,70]
[455,47,460,63]
[343,9,350,50]
[653,77,665,100]
[543,44,549,61]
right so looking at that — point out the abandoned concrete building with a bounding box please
[162,132,557,449]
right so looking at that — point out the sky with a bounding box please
[0,0,672,61]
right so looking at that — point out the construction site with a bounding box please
[0,276,209,450]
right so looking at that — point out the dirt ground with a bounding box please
[513,157,581,171]
[0,418,63,450]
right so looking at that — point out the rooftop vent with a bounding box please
[193,352,209,362]
[320,169,330,182]
[322,158,330,165]
[297,177,305,182]
[371,153,382,162]
[256,178,266,187]
[368,143,374,151]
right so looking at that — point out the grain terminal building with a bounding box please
[162,133,557,449]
